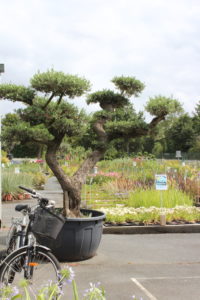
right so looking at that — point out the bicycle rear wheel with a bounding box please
[0,246,61,293]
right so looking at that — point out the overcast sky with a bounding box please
[0,0,200,118]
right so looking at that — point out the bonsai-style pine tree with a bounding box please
[0,70,181,216]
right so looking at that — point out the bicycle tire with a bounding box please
[6,225,18,253]
[0,245,61,292]
[0,249,7,262]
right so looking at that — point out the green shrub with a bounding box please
[32,172,47,189]
[86,172,120,185]
[127,188,193,208]
[86,174,112,185]
[62,164,79,176]
[5,161,42,173]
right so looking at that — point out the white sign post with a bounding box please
[176,150,182,161]
[155,174,167,191]
[93,166,98,174]
[14,167,20,174]
[155,174,167,226]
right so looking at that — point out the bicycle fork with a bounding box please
[23,246,38,281]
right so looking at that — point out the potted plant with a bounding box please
[2,193,13,201]
[17,193,24,200]
[0,70,182,261]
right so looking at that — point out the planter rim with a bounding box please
[65,208,105,222]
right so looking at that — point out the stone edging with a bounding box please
[103,224,200,234]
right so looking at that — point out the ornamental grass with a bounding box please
[127,188,193,208]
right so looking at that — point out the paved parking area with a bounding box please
[1,178,200,299]
[1,223,200,299]
[61,233,200,300]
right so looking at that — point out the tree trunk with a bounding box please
[37,145,44,159]
[62,185,82,217]
[45,138,77,216]
[45,138,106,217]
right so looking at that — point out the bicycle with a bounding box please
[6,185,57,253]
[0,186,64,291]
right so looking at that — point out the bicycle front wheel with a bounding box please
[6,224,18,253]
[0,246,61,293]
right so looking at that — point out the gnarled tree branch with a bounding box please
[57,93,64,106]
[43,92,55,109]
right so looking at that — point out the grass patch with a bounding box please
[127,188,193,208]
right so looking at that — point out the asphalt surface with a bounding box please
[1,177,200,299]
[62,233,200,300]
[0,230,200,300]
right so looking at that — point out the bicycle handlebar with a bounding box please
[19,186,36,195]
[19,186,49,207]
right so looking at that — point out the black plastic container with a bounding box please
[35,209,105,261]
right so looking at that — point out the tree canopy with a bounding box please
[0,69,183,215]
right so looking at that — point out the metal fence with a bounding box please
[156,152,200,160]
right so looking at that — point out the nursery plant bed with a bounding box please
[103,222,200,234]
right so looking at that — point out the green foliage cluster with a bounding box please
[32,172,46,189]
[1,69,190,162]
[31,69,91,98]
[12,143,39,158]
[97,157,160,173]
[145,95,182,117]
[0,84,35,104]
[112,76,145,97]
[165,114,195,152]
[86,173,117,185]
[104,106,145,135]
[12,161,42,173]
[62,165,79,177]
[1,70,90,158]
[1,150,9,164]
[87,90,129,109]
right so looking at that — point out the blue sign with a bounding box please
[155,174,167,190]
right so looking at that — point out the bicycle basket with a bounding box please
[31,207,65,240]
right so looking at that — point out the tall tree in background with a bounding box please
[193,101,200,133]
[165,113,195,153]
[0,70,181,216]
[189,101,200,154]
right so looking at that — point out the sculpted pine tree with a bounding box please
[0,70,181,216]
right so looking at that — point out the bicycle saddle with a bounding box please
[15,204,29,212]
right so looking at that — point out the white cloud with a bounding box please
[0,0,200,117]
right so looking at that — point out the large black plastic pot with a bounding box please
[35,209,105,262]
